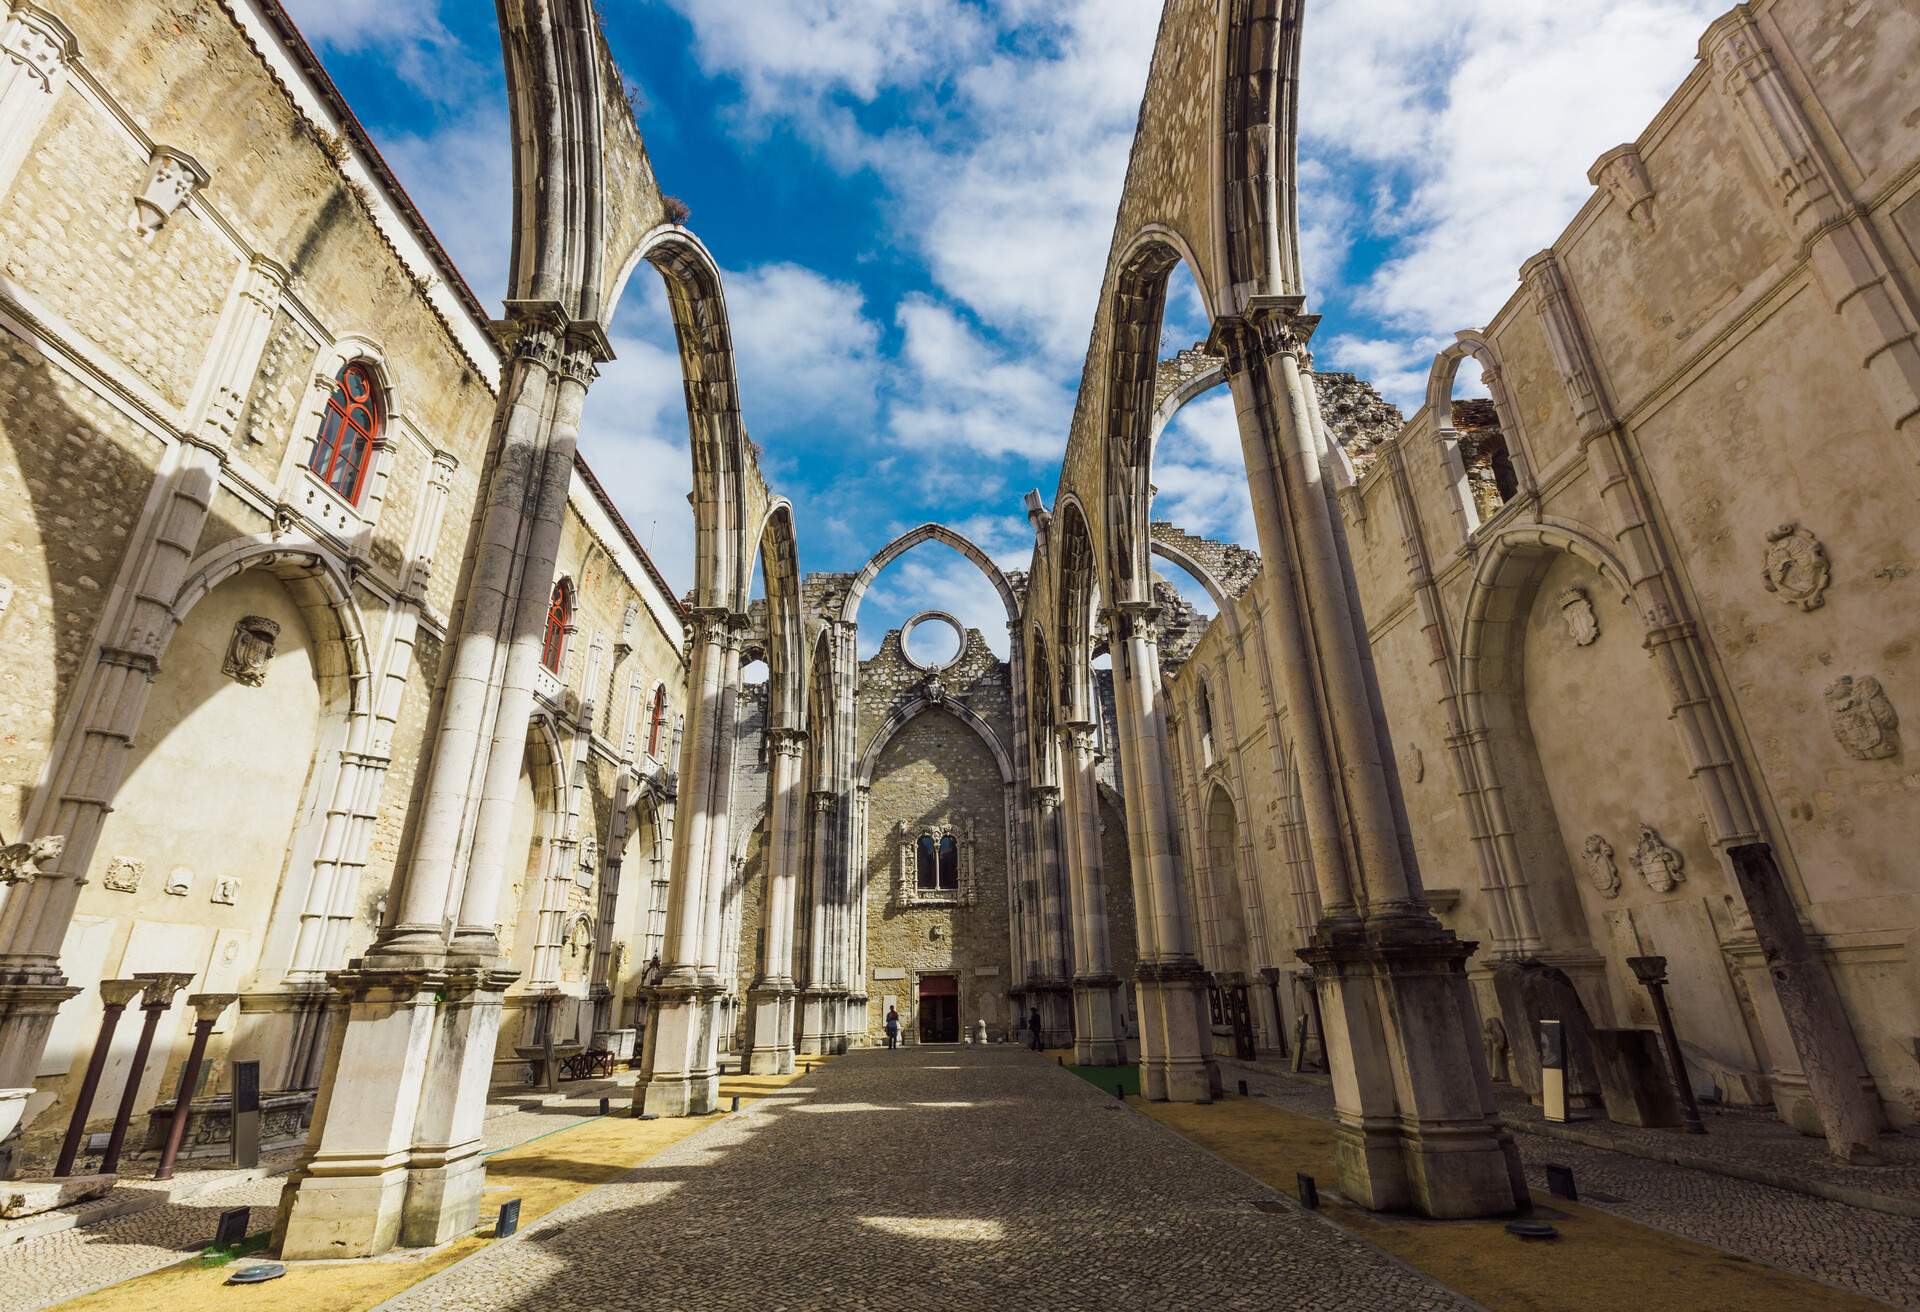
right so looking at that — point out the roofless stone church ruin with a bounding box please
[0,0,1915,1305]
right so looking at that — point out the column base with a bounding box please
[634,985,720,1118]
[1071,975,1127,1066]
[796,989,831,1056]
[1302,916,1526,1219]
[745,984,794,1076]
[1134,961,1214,1103]
[274,965,444,1259]
[400,967,511,1248]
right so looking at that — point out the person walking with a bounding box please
[1028,1005,1043,1052]
[884,1005,900,1050]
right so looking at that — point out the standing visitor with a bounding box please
[1028,1006,1043,1052]
[885,1005,900,1050]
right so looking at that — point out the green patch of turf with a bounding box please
[196,1231,270,1267]
[1064,1062,1141,1098]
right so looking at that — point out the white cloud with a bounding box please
[375,106,514,309]
[723,263,883,431]
[887,297,1071,462]
[1301,0,1723,393]
[1152,391,1257,550]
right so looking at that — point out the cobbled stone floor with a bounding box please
[4,1080,626,1312]
[1220,1058,1920,1311]
[380,1046,1476,1312]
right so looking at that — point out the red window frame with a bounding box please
[646,686,667,757]
[307,361,382,505]
[541,585,571,673]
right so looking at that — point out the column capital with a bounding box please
[809,790,837,814]
[1101,601,1162,644]
[1031,784,1062,813]
[769,725,809,758]
[1207,294,1320,376]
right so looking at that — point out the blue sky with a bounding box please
[284,0,1722,653]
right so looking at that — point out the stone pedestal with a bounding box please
[400,974,509,1248]
[0,981,81,1092]
[1303,917,1525,1219]
[636,985,719,1117]
[1071,974,1127,1066]
[745,983,794,1075]
[796,989,832,1056]
[274,970,441,1259]
[1135,961,1214,1103]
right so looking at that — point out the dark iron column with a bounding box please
[99,972,193,1175]
[1627,956,1706,1135]
[153,993,236,1181]
[54,978,143,1177]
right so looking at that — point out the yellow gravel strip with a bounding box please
[1139,1091,1885,1312]
[52,1062,823,1312]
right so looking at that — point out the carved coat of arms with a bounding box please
[1557,588,1599,647]
[1631,825,1684,894]
[223,615,282,687]
[1582,834,1620,898]
[1825,674,1899,760]
[1760,523,1830,612]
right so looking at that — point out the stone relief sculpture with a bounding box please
[1825,674,1899,760]
[1631,826,1685,894]
[103,856,144,893]
[1761,523,1830,611]
[578,836,599,886]
[1404,744,1425,784]
[164,866,192,897]
[222,615,282,687]
[1582,834,1620,898]
[1557,587,1599,647]
[132,146,209,237]
[212,876,239,905]
[0,833,62,887]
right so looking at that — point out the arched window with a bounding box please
[1198,684,1216,766]
[307,360,383,505]
[541,583,571,673]
[916,835,937,889]
[645,686,668,758]
[937,835,958,890]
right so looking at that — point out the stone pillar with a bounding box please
[1217,301,1523,1217]
[1104,603,1213,1103]
[636,609,739,1117]
[1060,725,1125,1065]
[0,255,288,1092]
[796,791,836,1056]
[747,728,804,1074]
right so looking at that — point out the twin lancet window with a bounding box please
[916,834,959,890]
[895,820,977,908]
[307,360,382,505]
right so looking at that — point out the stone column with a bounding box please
[636,608,738,1117]
[0,255,287,1092]
[1060,724,1125,1065]
[1103,603,1213,1102]
[1217,302,1523,1218]
[747,728,804,1074]
[1380,444,1533,955]
[1025,785,1072,1046]
[796,791,836,1056]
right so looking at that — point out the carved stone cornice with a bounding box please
[1,4,80,90]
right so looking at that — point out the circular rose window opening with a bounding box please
[901,610,965,671]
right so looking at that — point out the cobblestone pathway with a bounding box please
[381,1046,1476,1312]
[5,1082,624,1312]
[1220,1059,1920,1310]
